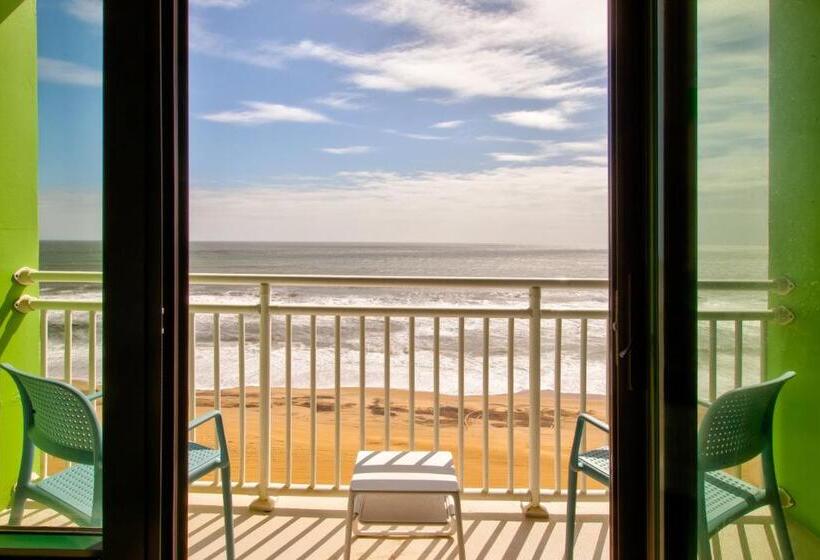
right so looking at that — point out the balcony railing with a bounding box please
[12,267,793,513]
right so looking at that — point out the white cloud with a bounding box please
[384,129,448,141]
[487,138,606,163]
[191,0,249,7]
[314,92,365,110]
[321,146,373,155]
[493,101,586,131]
[39,191,102,240]
[193,0,606,102]
[38,57,102,87]
[201,102,331,125]
[431,120,464,129]
[64,0,102,26]
[186,163,609,246]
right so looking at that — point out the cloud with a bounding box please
[192,0,606,102]
[185,163,609,246]
[431,120,464,129]
[191,0,249,7]
[487,138,606,163]
[38,57,102,87]
[201,102,331,125]
[64,0,102,26]
[314,92,365,110]
[384,129,448,141]
[39,191,102,240]
[321,146,373,155]
[493,101,586,131]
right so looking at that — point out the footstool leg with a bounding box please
[344,492,356,560]
[452,492,466,560]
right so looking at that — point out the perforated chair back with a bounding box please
[698,371,794,472]
[1,363,102,465]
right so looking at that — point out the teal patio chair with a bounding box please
[564,371,796,560]
[2,363,235,560]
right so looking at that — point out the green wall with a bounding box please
[0,0,40,511]
[769,0,820,538]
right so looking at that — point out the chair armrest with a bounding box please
[88,391,103,402]
[188,410,229,456]
[577,413,610,434]
[569,413,610,466]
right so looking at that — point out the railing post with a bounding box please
[524,286,548,518]
[250,282,274,513]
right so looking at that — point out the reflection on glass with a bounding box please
[697,0,820,556]
[0,0,103,529]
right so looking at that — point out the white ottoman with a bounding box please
[344,450,466,559]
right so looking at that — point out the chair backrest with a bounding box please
[1,363,102,465]
[698,371,795,472]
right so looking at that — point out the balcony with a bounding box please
[5,268,796,558]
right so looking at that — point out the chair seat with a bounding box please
[704,470,766,534]
[188,442,222,480]
[577,446,610,481]
[33,464,95,519]
[350,451,460,493]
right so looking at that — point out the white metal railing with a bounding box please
[12,267,794,511]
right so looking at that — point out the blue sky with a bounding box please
[36,0,767,248]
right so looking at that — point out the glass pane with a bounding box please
[697,0,820,555]
[0,0,103,530]
[187,1,610,557]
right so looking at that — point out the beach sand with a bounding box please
[189,387,610,491]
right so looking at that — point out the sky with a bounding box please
[36,0,767,249]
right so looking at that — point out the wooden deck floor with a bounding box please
[1,493,799,559]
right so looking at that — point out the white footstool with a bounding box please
[343,450,466,559]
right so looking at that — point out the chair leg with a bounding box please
[565,468,578,560]
[769,500,794,560]
[452,492,466,560]
[8,489,26,526]
[220,466,235,560]
[344,492,355,560]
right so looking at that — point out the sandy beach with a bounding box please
[189,387,610,490]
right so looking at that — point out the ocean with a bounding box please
[39,241,768,398]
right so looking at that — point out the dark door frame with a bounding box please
[609,0,698,558]
[103,0,189,558]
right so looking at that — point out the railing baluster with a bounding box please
[188,313,196,433]
[482,317,490,493]
[433,317,440,450]
[409,317,415,450]
[384,316,391,449]
[250,283,273,512]
[734,319,744,479]
[64,310,72,384]
[213,313,221,411]
[359,316,365,450]
[759,320,767,383]
[310,314,317,487]
[525,287,544,516]
[40,310,48,476]
[709,320,717,402]
[734,320,743,389]
[579,318,588,493]
[334,315,342,489]
[238,314,246,486]
[88,311,97,396]
[507,318,514,493]
[554,318,562,493]
[458,317,465,486]
[285,314,292,487]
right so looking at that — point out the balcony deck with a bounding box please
[1,494,792,559]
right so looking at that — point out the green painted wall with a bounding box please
[0,0,40,511]
[769,0,820,538]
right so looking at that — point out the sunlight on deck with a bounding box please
[0,493,792,559]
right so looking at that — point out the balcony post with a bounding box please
[250,282,274,512]
[524,286,548,518]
